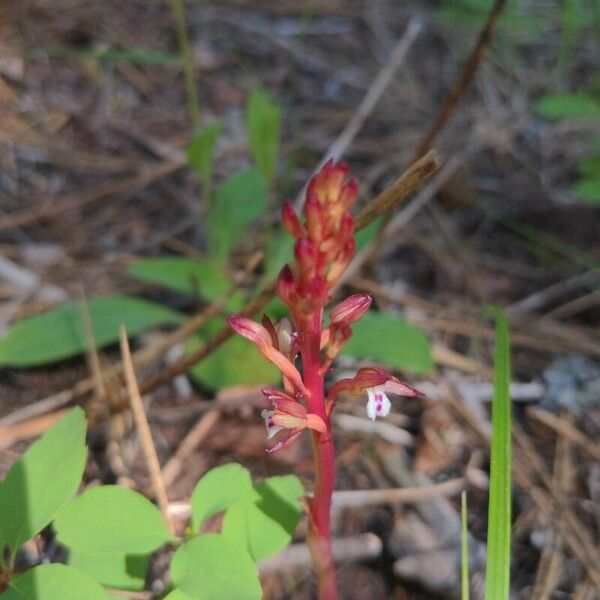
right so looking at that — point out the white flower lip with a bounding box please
[261,409,282,439]
[366,387,391,421]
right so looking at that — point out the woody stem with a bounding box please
[301,309,337,600]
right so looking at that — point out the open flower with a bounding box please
[261,388,327,453]
[326,367,423,418]
[227,315,308,396]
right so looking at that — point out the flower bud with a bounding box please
[330,293,372,327]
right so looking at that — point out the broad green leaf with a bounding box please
[187,321,280,389]
[246,89,281,185]
[343,311,434,374]
[573,177,600,203]
[208,168,267,263]
[263,228,294,281]
[163,591,193,600]
[579,154,600,176]
[68,551,149,591]
[0,564,107,600]
[222,475,304,562]
[171,534,262,600]
[187,123,222,197]
[484,309,512,600]
[535,93,600,121]
[0,408,86,556]
[0,296,183,367]
[190,464,256,531]
[54,485,171,555]
[128,256,230,301]
[355,216,384,253]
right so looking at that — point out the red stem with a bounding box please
[301,309,338,600]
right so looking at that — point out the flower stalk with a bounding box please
[228,161,422,599]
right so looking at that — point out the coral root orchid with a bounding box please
[227,161,422,599]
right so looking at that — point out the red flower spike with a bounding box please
[282,201,305,239]
[233,161,423,598]
[305,193,324,240]
[277,265,296,307]
[330,293,372,327]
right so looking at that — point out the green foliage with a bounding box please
[246,89,281,186]
[354,216,384,253]
[68,552,149,591]
[0,408,87,558]
[187,123,223,199]
[222,475,304,562]
[573,176,600,203]
[207,168,267,263]
[187,321,280,389]
[484,308,512,600]
[54,485,172,555]
[171,535,262,600]
[191,464,255,531]
[0,296,183,368]
[0,564,108,600]
[535,93,600,120]
[264,229,295,281]
[535,95,600,204]
[343,311,434,374]
[128,256,230,301]
[190,465,304,561]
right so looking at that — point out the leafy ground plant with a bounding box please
[0,409,304,599]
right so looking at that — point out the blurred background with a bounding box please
[1,1,599,599]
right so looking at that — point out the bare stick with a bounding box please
[120,326,174,534]
[353,151,438,231]
[259,533,383,574]
[411,0,507,162]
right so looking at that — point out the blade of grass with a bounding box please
[461,490,470,600]
[169,0,200,130]
[484,308,512,600]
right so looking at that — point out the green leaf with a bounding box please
[355,216,384,253]
[54,485,171,555]
[484,308,512,600]
[535,93,600,120]
[163,591,193,600]
[0,296,183,367]
[190,464,256,531]
[0,408,86,556]
[171,534,262,600]
[246,89,281,185]
[343,311,434,374]
[263,228,294,281]
[187,123,222,197]
[187,321,280,390]
[222,475,304,562]
[207,168,267,263]
[573,176,600,203]
[68,551,149,591]
[128,256,230,301]
[0,564,107,600]
[579,154,600,176]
